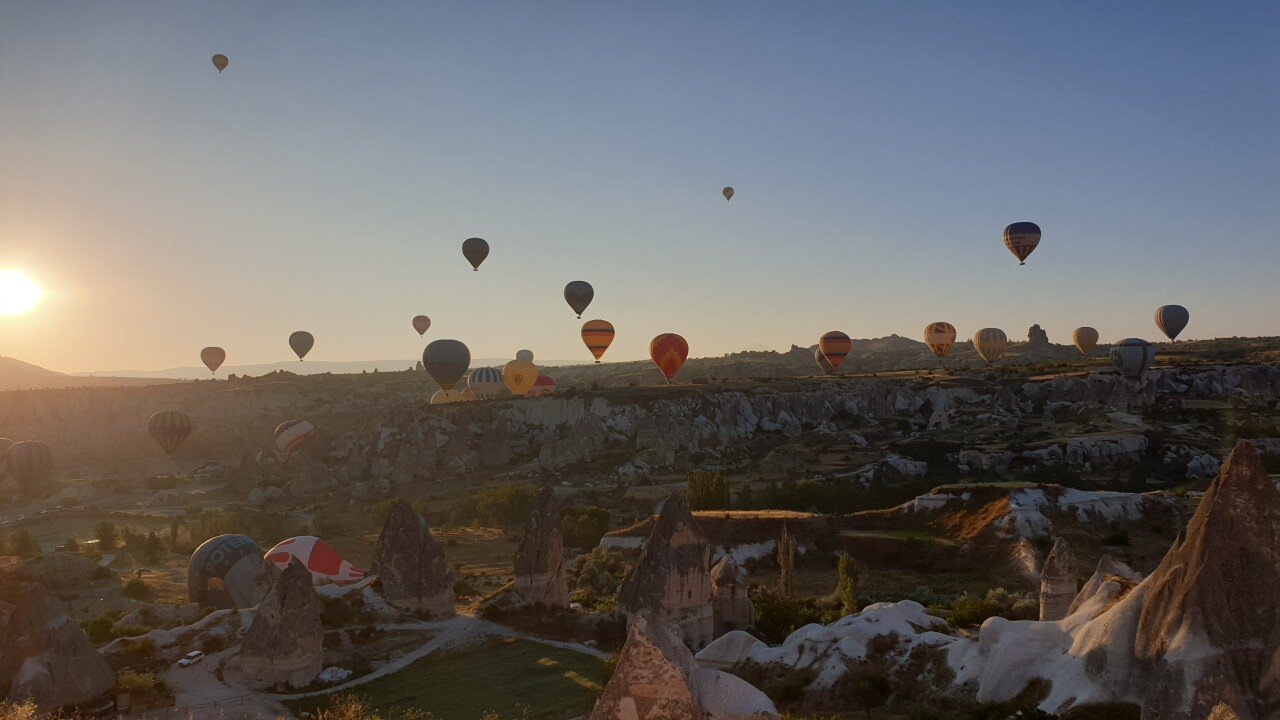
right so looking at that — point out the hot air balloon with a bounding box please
[972,328,1009,366]
[430,389,467,404]
[818,331,852,369]
[923,323,957,358]
[265,536,365,585]
[412,315,431,336]
[516,349,534,362]
[289,331,314,361]
[467,367,505,399]
[503,359,539,396]
[530,375,557,397]
[148,410,193,455]
[814,348,835,376]
[581,320,615,362]
[461,387,476,400]
[423,339,471,391]
[274,419,316,455]
[462,237,489,271]
[1003,222,1041,266]
[201,347,226,374]
[649,333,688,382]
[1073,327,1099,355]
[188,534,262,608]
[564,281,594,318]
[8,440,51,490]
[723,187,734,202]
[1111,338,1155,383]
[1155,305,1189,341]
[212,54,228,73]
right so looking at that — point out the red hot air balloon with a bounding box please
[819,331,852,369]
[649,334,689,382]
[412,315,431,336]
[201,347,226,374]
[581,320,615,363]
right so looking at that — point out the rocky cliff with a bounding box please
[371,500,455,617]
[236,557,324,689]
[0,583,116,711]
[513,485,569,608]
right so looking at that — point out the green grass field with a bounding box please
[292,637,607,720]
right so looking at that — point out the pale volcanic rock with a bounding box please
[590,614,778,720]
[1038,537,1077,621]
[1065,554,1142,617]
[618,494,714,649]
[513,486,570,608]
[236,557,324,689]
[370,499,454,618]
[710,555,753,636]
[0,584,116,711]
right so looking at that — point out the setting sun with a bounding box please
[0,269,44,316]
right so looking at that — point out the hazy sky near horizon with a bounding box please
[2,2,1278,373]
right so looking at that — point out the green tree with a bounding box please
[836,553,860,616]
[848,673,892,720]
[475,484,537,528]
[561,506,611,549]
[94,521,118,550]
[144,532,163,563]
[123,576,152,601]
[685,470,729,511]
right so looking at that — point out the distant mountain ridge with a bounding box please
[73,358,588,380]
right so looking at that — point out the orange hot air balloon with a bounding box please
[581,320,615,362]
[649,333,688,382]
[201,347,226,374]
[923,322,957,358]
[818,331,852,369]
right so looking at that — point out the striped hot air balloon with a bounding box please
[467,367,505,399]
[972,328,1009,366]
[461,387,477,401]
[148,410,193,455]
[923,322,957,358]
[430,389,467,404]
[8,440,51,490]
[188,534,261,608]
[265,536,365,586]
[814,348,835,376]
[1110,338,1155,383]
[274,419,316,455]
[649,333,689,381]
[529,375,557,397]
[1154,305,1189,341]
[818,331,852,369]
[201,347,226,374]
[1003,222,1041,265]
[581,320,615,362]
[1073,327,1099,355]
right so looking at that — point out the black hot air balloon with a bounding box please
[289,331,314,360]
[564,281,594,318]
[462,238,489,271]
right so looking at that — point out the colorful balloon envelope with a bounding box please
[1073,327,1099,355]
[972,328,1009,366]
[923,322,957,358]
[529,375,557,397]
[289,331,314,361]
[265,536,365,585]
[1110,338,1156,382]
[814,347,835,376]
[1003,222,1041,265]
[1154,305,1189,341]
[148,410,193,455]
[649,333,689,381]
[516,349,534,362]
[188,534,261,608]
[581,319,615,362]
[462,237,489,271]
[503,359,539,396]
[412,315,431,336]
[461,387,477,401]
[201,347,226,374]
[212,54,228,73]
[564,281,594,318]
[467,366,505,400]
[8,440,51,489]
[422,339,471,391]
[430,389,467,404]
[274,419,316,455]
[723,187,734,202]
[818,331,852,369]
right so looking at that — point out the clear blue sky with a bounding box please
[2,2,1277,372]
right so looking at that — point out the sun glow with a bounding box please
[0,270,44,316]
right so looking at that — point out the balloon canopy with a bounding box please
[818,331,852,369]
[581,320,615,363]
[529,374,557,397]
[813,347,835,376]
[1073,327,1100,355]
[972,328,1009,366]
[1155,305,1189,341]
[289,331,314,361]
[1003,222,1041,265]
[503,359,539,396]
[148,410,192,455]
[649,333,689,381]
[722,187,734,202]
[8,440,52,490]
[516,349,534,362]
[265,536,365,586]
[412,315,431,336]
[1111,338,1156,382]
[924,322,957,359]
[275,419,316,455]
[212,54,228,73]
[462,237,489,271]
[423,339,471,391]
[564,281,594,318]
[467,367,505,400]
[430,389,468,404]
[201,347,226,374]
[188,534,262,608]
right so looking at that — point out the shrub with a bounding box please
[750,586,841,644]
[82,616,115,643]
[686,470,730,511]
[94,521,119,550]
[116,671,157,695]
[561,506,611,549]
[0,701,38,720]
[123,577,153,601]
[836,554,860,615]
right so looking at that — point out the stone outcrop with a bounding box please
[513,486,569,608]
[1065,554,1141,617]
[710,556,753,636]
[371,500,454,617]
[619,494,714,649]
[1038,537,1077,621]
[590,613,778,720]
[0,583,116,711]
[237,557,324,689]
[1026,324,1049,347]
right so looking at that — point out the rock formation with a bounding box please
[590,613,778,720]
[237,557,324,689]
[371,499,454,617]
[1026,324,1049,347]
[1207,705,1240,720]
[0,583,116,711]
[1038,537,1077,621]
[710,556,753,636]
[1065,554,1141,617]
[513,485,569,608]
[619,494,714,649]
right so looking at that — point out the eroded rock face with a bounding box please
[590,614,778,720]
[711,556,753,637]
[619,495,713,649]
[1039,537,1077,621]
[0,583,116,711]
[1066,554,1141,617]
[513,486,569,608]
[1027,324,1049,348]
[237,557,323,689]
[371,499,454,617]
